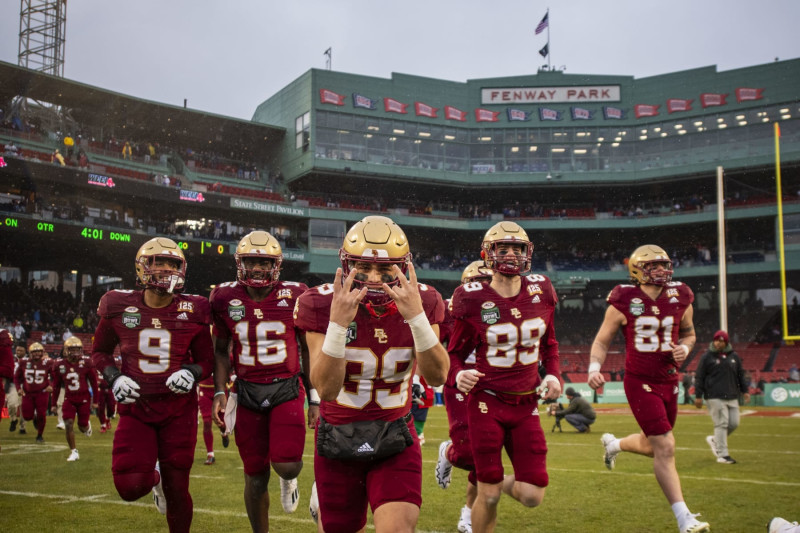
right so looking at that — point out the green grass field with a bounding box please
[1,405,798,532]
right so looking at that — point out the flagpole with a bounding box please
[546,8,551,70]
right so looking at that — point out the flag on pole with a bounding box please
[535,12,549,35]
[539,43,549,58]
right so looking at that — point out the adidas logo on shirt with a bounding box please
[176,312,189,320]
[531,295,541,303]
[260,398,271,407]
[669,297,679,303]
[356,442,374,454]
[277,300,289,307]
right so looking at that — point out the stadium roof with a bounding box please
[0,61,284,158]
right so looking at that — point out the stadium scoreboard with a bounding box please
[0,215,236,255]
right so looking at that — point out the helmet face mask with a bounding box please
[340,216,411,306]
[64,337,83,362]
[29,342,44,360]
[481,222,532,276]
[135,238,186,293]
[628,245,673,286]
[235,231,283,288]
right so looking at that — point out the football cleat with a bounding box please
[67,449,80,462]
[680,513,710,533]
[418,432,425,446]
[100,423,108,433]
[280,477,299,513]
[458,505,472,533]
[19,427,26,435]
[9,420,17,432]
[56,421,65,430]
[204,454,215,465]
[705,435,718,458]
[35,435,44,443]
[716,455,736,464]
[435,440,453,489]
[601,433,618,470]
[152,462,167,515]
[769,517,800,533]
[309,481,319,524]
[84,422,92,437]
[221,432,229,448]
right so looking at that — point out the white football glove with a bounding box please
[166,368,195,394]
[112,375,141,404]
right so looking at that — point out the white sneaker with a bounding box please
[457,506,472,533]
[56,421,66,430]
[601,433,619,470]
[84,422,92,437]
[435,440,453,489]
[680,513,710,533]
[67,449,80,462]
[309,481,319,524]
[705,435,718,458]
[280,477,299,513]
[769,517,800,533]
[152,462,167,515]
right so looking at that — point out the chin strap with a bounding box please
[365,301,398,318]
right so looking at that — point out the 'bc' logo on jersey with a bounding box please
[374,329,388,344]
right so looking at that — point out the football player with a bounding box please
[448,222,561,533]
[435,260,493,533]
[91,237,214,533]
[8,345,27,434]
[51,336,99,461]
[296,215,449,533]
[14,341,53,443]
[0,329,13,450]
[210,230,312,533]
[197,374,228,465]
[588,245,710,533]
[94,356,120,433]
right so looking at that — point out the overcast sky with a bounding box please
[1,1,798,120]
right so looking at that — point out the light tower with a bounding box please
[18,0,67,77]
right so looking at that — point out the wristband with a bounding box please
[407,312,440,353]
[588,362,602,373]
[213,391,226,398]
[679,344,690,356]
[308,388,321,405]
[322,321,347,359]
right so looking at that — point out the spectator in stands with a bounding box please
[63,133,75,159]
[3,141,19,157]
[121,141,132,160]
[78,150,89,168]
[694,330,750,465]
[550,388,596,433]
[51,149,65,166]
[789,364,800,383]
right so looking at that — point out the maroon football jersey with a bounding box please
[448,274,560,394]
[443,299,477,388]
[14,357,52,394]
[295,282,445,425]
[52,356,99,402]
[210,280,308,383]
[91,290,214,396]
[607,282,694,383]
[0,329,13,379]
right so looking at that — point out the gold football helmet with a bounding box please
[235,231,283,288]
[135,237,186,293]
[461,260,493,284]
[29,342,44,359]
[340,216,412,306]
[481,221,532,276]
[628,245,673,285]
[64,336,83,362]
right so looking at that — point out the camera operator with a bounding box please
[550,387,596,433]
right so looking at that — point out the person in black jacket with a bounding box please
[694,330,750,464]
[551,387,596,433]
